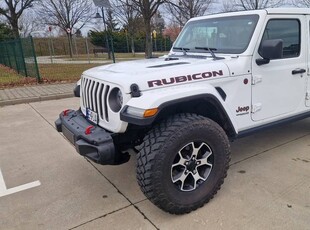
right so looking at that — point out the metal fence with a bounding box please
[0,36,41,81]
[0,35,172,87]
[33,36,173,58]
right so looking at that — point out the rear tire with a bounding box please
[136,113,231,214]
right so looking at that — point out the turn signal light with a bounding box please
[143,108,158,118]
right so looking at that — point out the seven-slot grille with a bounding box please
[81,76,110,122]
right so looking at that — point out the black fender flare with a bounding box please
[120,94,237,139]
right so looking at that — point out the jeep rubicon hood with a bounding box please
[82,56,230,93]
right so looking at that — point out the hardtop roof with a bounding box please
[189,8,310,22]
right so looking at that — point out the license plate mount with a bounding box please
[86,108,98,124]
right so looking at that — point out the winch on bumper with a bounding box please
[55,109,129,165]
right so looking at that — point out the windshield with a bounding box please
[173,15,259,54]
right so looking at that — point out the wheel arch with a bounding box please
[154,95,237,139]
[121,94,237,140]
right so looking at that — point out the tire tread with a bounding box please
[136,113,231,214]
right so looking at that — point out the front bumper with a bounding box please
[55,109,129,165]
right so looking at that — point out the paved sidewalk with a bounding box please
[0,83,75,107]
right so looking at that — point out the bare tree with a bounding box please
[19,9,44,37]
[0,0,37,37]
[106,8,119,32]
[219,0,238,12]
[291,0,310,7]
[38,0,93,57]
[166,0,214,27]
[224,0,284,11]
[112,0,142,55]
[163,21,181,41]
[152,11,165,33]
[127,0,167,58]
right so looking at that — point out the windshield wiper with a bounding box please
[173,47,190,55]
[195,47,224,60]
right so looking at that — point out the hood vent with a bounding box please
[165,57,179,61]
[147,62,190,68]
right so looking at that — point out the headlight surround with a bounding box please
[109,87,123,112]
[126,106,145,117]
[125,106,158,118]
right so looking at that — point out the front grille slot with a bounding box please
[93,82,99,113]
[103,85,110,122]
[85,79,91,109]
[90,81,96,111]
[81,77,111,122]
[98,84,104,120]
[81,78,86,107]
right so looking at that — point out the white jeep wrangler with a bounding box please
[55,8,310,214]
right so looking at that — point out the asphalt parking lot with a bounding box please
[0,97,309,230]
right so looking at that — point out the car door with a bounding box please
[251,15,308,121]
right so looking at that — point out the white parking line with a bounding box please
[0,168,41,198]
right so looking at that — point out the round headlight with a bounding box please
[109,87,123,112]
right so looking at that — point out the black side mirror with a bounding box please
[256,39,283,66]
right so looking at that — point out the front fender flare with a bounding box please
[120,85,238,137]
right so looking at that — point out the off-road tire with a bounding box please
[136,113,231,214]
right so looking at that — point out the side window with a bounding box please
[261,19,300,59]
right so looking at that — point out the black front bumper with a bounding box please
[55,109,129,165]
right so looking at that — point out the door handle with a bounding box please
[292,68,306,75]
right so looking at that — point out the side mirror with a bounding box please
[256,39,283,66]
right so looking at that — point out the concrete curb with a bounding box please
[0,93,74,107]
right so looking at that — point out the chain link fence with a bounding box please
[30,35,172,83]
[34,37,95,57]
[33,35,173,60]
[0,35,173,87]
[0,37,41,81]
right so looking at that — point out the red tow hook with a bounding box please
[63,109,70,116]
[85,125,94,135]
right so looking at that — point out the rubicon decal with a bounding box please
[148,70,224,88]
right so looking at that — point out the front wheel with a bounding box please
[136,113,231,214]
